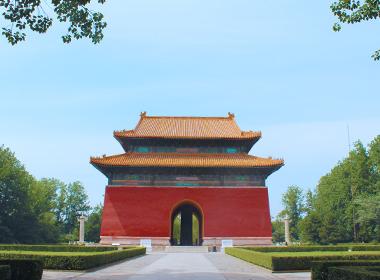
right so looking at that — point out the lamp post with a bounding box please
[284,215,291,246]
[78,214,88,244]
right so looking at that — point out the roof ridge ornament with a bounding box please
[228,112,235,119]
[140,111,147,117]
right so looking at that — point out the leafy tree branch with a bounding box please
[331,0,380,60]
[0,0,106,45]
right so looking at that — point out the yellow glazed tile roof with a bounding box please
[114,112,261,140]
[90,152,284,168]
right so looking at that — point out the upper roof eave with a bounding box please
[113,112,261,140]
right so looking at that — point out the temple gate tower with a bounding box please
[91,113,283,247]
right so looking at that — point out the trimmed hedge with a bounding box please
[225,247,380,272]
[311,260,380,280]
[328,266,380,280]
[245,245,380,253]
[224,247,273,270]
[0,247,146,270]
[0,244,117,252]
[0,265,11,280]
[0,259,43,280]
[271,253,380,271]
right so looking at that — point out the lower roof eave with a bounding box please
[90,163,284,177]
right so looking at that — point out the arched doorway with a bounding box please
[170,202,203,246]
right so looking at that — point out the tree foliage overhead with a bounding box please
[0,0,106,45]
[331,0,380,60]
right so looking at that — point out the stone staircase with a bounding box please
[164,246,209,253]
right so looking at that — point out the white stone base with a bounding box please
[165,246,209,253]
[202,237,272,247]
[100,236,272,248]
[100,236,170,246]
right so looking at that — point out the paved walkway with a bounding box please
[42,252,310,280]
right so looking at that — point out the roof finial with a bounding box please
[140,111,147,117]
[228,112,235,119]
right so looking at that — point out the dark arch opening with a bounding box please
[170,202,203,246]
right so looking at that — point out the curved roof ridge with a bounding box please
[143,115,232,120]
[113,112,261,140]
[139,111,235,120]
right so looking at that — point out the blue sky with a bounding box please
[1,1,379,217]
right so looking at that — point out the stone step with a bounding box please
[164,246,209,253]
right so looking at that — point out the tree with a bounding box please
[312,153,358,243]
[63,181,91,234]
[298,189,321,244]
[55,180,68,225]
[348,141,371,196]
[304,189,315,216]
[355,192,380,242]
[0,145,35,243]
[280,185,305,241]
[297,136,379,244]
[271,218,285,243]
[28,178,61,242]
[0,145,95,243]
[331,0,380,60]
[347,141,372,240]
[85,204,103,242]
[368,136,380,190]
[299,211,322,244]
[0,0,106,45]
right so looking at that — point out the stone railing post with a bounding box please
[78,214,88,244]
[284,215,291,246]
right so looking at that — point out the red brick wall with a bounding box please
[100,186,272,238]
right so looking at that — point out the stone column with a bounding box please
[284,215,291,246]
[78,215,88,243]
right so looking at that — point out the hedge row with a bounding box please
[311,260,380,280]
[0,265,11,280]
[244,245,380,253]
[225,248,380,272]
[224,248,273,270]
[0,247,146,270]
[328,266,380,280]
[272,253,380,271]
[0,244,117,252]
[0,259,43,280]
